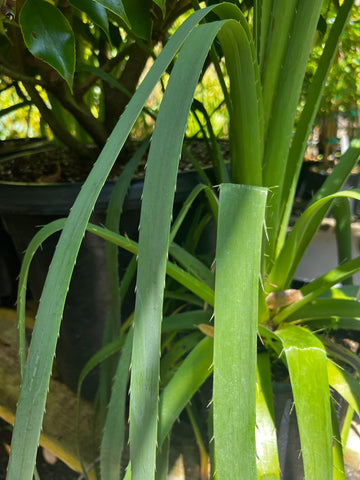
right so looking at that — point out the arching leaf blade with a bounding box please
[128,20,228,480]
[276,326,333,480]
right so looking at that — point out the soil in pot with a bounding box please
[0,138,230,184]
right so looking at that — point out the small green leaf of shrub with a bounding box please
[69,0,110,39]
[121,0,152,40]
[19,0,75,90]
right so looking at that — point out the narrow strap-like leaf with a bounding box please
[269,190,360,291]
[276,326,333,479]
[331,398,346,480]
[218,19,263,185]
[213,183,267,480]
[311,134,360,205]
[254,0,274,71]
[158,337,213,446]
[256,352,280,479]
[105,140,149,338]
[169,242,214,288]
[285,297,360,326]
[129,21,228,480]
[260,0,297,138]
[100,329,133,480]
[327,360,360,417]
[169,183,217,244]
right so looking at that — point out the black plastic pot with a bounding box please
[0,171,214,398]
[0,218,19,306]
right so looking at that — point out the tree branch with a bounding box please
[46,84,108,146]
[0,64,47,87]
[23,82,95,160]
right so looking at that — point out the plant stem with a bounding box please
[0,64,46,86]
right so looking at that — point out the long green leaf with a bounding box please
[169,242,214,288]
[324,339,360,373]
[105,140,149,338]
[98,145,146,422]
[312,134,360,205]
[260,0,297,137]
[261,0,323,182]
[218,18,263,185]
[16,218,214,361]
[285,298,360,326]
[254,0,273,72]
[269,190,360,291]
[7,8,223,478]
[213,183,267,480]
[169,183,216,244]
[129,20,227,480]
[162,310,212,333]
[332,198,353,285]
[276,326,333,479]
[158,337,213,446]
[75,332,127,477]
[160,331,203,386]
[76,334,127,477]
[100,329,133,480]
[327,360,360,416]
[256,352,280,479]
[330,398,346,480]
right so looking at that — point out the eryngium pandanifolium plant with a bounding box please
[7,1,360,479]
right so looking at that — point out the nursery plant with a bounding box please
[5,1,360,480]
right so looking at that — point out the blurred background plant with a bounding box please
[303,0,360,161]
